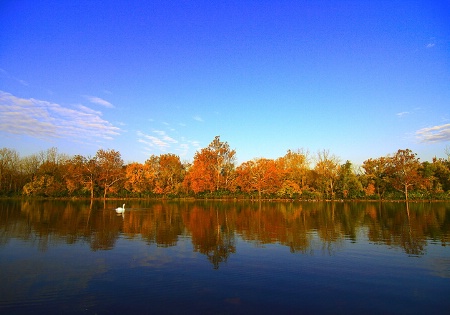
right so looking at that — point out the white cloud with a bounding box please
[193,115,203,122]
[0,90,120,142]
[426,43,435,48]
[396,111,409,117]
[416,123,450,143]
[137,130,200,158]
[84,95,114,108]
[137,131,170,150]
[76,104,102,115]
[153,130,178,144]
[139,136,169,149]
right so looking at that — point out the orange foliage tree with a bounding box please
[124,162,152,195]
[386,149,423,200]
[362,156,389,199]
[153,153,185,195]
[184,136,236,194]
[235,158,281,199]
[95,149,124,199]
[66,155,98,198]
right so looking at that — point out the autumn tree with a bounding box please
[278,149,310,189]
[314,150,340,199]
[335,160,363,199]
[66,155,99,198]
[124,162,150,195]
[145,153,185,196]
[362,156,389,199]
[184,148,215,193]
[185,136,236,193]
[235,158,281,199]
[0,148,20,195]
[22,147,70,197]
[275,149,311,198]
[386,149,423,201]
[209,136,236,191]
[20,153,41,183]
[95,149,124,199]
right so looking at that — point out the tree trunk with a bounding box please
[90,179,94,199]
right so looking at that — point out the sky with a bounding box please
[1,0,449,166]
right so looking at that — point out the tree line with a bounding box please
[1,136,449,200]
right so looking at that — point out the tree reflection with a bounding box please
[1,200,450,266]
[183,203,236,269]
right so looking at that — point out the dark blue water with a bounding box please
[0,200,449,314]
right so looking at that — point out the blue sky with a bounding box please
[1,0,449,165]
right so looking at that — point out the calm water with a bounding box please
[0,200,449,314]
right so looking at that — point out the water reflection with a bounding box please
[1,200,449,268]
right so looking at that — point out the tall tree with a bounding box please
[184,148,216,193]
[314,150,340,199]
[235,158,281,199]
[386,149,422,201]
[429,157,450,193]
[277,149,310,190]
[23,147,70,197]
[152,153,185,195]
[185,136,236,193]
[336,160,363,199]
[124,162,150,195]
[95,149,124,199]
[66,155,98,198]
[362,157,389,199]
[208,136,236,191]
[0,148,20,195]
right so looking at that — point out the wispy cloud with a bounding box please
[416,124,450,143]
[84,95,114,108]
[153,130,178,144]
[193,115,203,122]
[0,68,28,86]
[137,130,200,158]
[137,131,174,151]
[0,90,120,142]
[426,37,436,49]
[396,111,409,117]
[75,104,102,115]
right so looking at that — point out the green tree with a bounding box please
[336,161,363,199]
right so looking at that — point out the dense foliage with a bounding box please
[1,136,449,200]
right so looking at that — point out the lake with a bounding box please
[0,200,449,314]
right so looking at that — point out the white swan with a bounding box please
[115,204,125,214]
